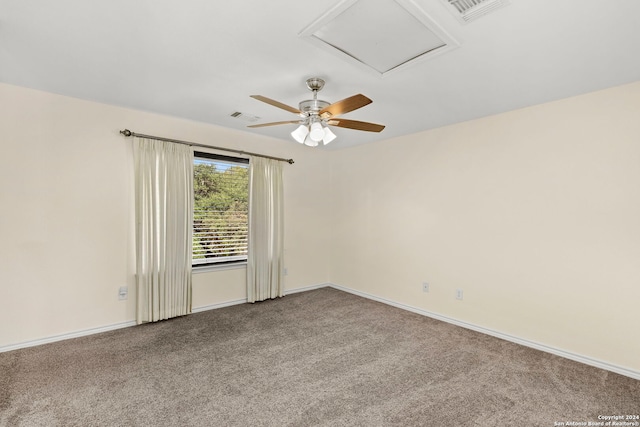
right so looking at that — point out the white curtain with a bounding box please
[247,156,284,303]
[133,137,193,324]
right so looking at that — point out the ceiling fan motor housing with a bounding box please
[300,77,330,121]
[298,99,330,116]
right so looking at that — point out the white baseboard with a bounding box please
[1,283,331,353]
[4,282,636,381]
[0,320,137,353]
[192,282,331,313]
[327,283,640,381]
[192,298,247,313]
[285,282,331,295]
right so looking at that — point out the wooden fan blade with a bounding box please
[250,95,301,114]
[328,118,385,133]
[247,120,300,128]
[319,94,372,117]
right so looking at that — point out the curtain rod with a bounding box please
[119,129,294,164]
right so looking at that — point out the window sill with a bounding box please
[192,262,247,274]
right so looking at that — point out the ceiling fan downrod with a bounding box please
[299,77,330,120]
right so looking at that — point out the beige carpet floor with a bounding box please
[1,287,638,426]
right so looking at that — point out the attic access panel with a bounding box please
[299,0,459,77]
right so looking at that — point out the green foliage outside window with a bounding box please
[193,159,249,264]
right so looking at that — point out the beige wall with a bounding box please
[0,82,331,348]
[329,81,640,372]
[2,80,639,374]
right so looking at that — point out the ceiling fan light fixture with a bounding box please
[309,121,324,142]
[291,124,309,143]
[304,134,319,147]
[323,126,337,145]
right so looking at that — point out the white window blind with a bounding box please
[193,153,249,266]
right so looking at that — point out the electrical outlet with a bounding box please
[284,268,288,276]
[456,289,463,300]
[118,286,128,300]
[422,282,429,292]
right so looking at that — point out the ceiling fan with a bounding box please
[248,77,385,146]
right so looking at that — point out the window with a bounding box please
[193,152,249,267]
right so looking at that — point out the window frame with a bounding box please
[192,151,250,270]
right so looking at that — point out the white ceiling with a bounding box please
[1,0,640,149]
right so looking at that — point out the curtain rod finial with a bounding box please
[120,129,132,137]
[288,159,295,164]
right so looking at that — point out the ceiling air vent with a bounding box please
[230,111,260,123]
[443,0,509,23]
